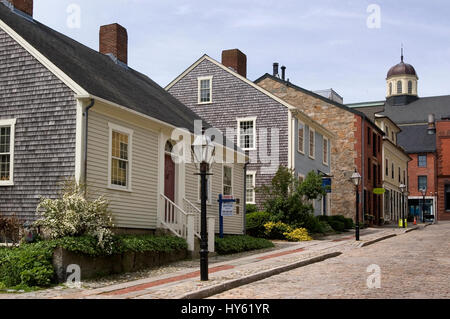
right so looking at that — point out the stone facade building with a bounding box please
[256,72,384,223]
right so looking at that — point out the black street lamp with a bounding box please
[191,134,215,281]
[351,170,362,241]
[420,188,427,223]
[400,184,407,228]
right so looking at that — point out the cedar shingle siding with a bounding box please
[0,28,76,221]
[168,58,289,207]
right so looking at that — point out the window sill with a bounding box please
[0,182,14,187]
[198,101,212,105]
[108,185,133,193]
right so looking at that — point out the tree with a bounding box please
[256,166,326,228]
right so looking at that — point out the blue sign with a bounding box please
[322,178,332,193]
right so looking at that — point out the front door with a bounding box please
[164,154,176,222]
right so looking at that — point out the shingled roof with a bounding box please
[397,125,436,153]
[0,3,205,133]
[380,95,450,125]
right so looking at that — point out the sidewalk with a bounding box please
[0,225,422,299]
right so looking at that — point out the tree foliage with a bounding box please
[256,166,327,229]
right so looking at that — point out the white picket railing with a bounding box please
[183,198,201,239]
[159,194,215,253]
[160,194,188,238]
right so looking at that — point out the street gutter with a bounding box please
[179,251,342,299]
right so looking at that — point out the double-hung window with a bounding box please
[309,128,315,159]
[198,76,213,104]
[418,155,427,168]
[0,119,16,186]
[109,123,133,191]
[323,137,329,165]
[418,176,427,192]
[237,117,256,151]
[223,165,233,196]
[298,121,305,154]
[246,171,256,204]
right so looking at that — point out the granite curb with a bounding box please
[179,251,342,299]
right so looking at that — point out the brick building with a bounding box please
[436,120,450,220]
[349,52,450,221]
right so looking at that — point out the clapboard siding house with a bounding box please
[167,50,334,215]
[0,0,245,249]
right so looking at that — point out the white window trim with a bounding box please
[0,118,16,186]
[222,164,234,197]
[298,120,305,155]
[309,127,316,159]
[237,116,257,151]
[323,136,329,166]
[108,122,133,192]
[197,76,213,104]
[246,170,256,204]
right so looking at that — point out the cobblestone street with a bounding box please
[210,222,450,299]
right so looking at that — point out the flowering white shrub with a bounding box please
[35,179,115,253]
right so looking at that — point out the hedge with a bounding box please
[0,234,188,290]
[215,235,274,255]
[246,212,271,238]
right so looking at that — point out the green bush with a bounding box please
[0,242,54,288]
[257,167,326,228]
[215,235,274,255]
[246,204,258,214]
[328,220,346,232]
[317,215,353,230]
[246,212,271,238]
[0,234,188,289]
[315,221,334,234]
[343,218,355,229]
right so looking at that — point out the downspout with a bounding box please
[243,152,249,235]
[83,99,95,193]
[361,115,365,225]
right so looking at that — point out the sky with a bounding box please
[32,0,450,103]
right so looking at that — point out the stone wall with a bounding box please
[52,247,188,283]
[257,77,358,219]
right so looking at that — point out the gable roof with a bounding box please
[166,54,335,139]
[255,73,384,135]
[0,3,204,133]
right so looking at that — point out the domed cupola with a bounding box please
[386,49,419,106]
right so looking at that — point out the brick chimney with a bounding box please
[222,49,247,78]
[99,23,128,65]
[7,0,33,16]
